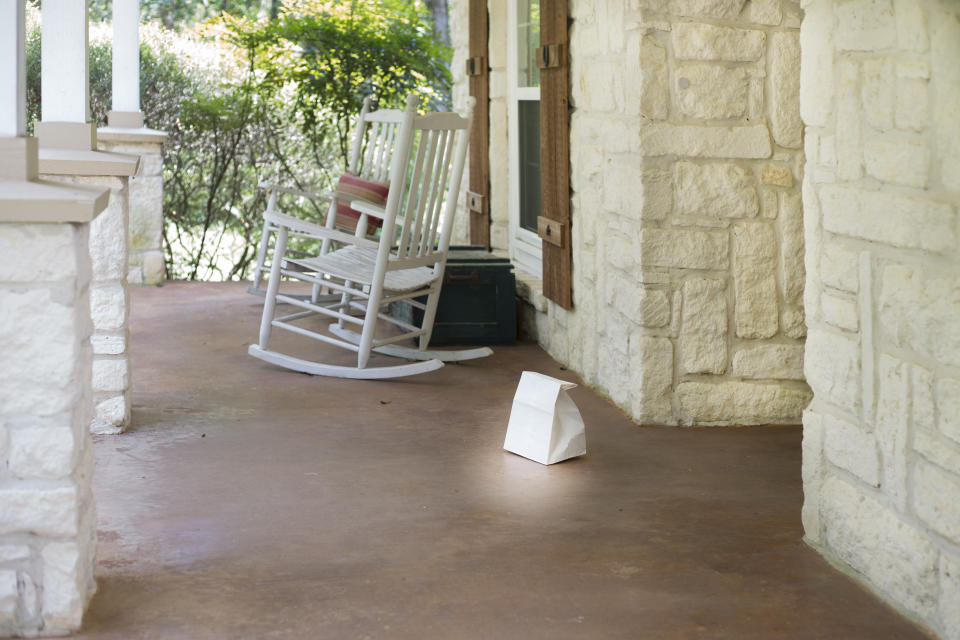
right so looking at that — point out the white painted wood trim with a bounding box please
[41,0,90,123]
[248,344,445,379]
[0,1,26,137]
[112,0,140,114]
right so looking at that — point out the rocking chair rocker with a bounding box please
[247,96,406,298]
[248,95,491,379]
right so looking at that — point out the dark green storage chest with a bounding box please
[396,247,517,345]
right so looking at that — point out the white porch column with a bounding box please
[100,0,169,286]
[108,0,144,129]
[0,4,105,635]
[35,0,140,435]
[36,0,95,149]
[0,0,26,138]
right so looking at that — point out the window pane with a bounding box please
[517,0,540,88]
[518,100,541,233]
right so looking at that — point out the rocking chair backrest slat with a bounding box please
[378,96,473,266]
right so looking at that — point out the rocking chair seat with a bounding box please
[286,246,437,293]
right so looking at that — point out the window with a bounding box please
[508,0,542,276]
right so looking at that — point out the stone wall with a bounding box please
[0,221,98,635]
[41,174,132,435]
[452,0,811,425]
[800,1,960,636]
[98,128,167,286]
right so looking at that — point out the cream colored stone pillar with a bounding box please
[801,1,960,637]
[35,0,140,435]
[99,0,169,286]
[0,4,106,634]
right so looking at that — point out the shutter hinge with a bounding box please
[466,191,486,213]
[537,216,566,248]
[536,44,565,70]
[466,56,486,76]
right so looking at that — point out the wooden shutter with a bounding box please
[537,0,572,309]
[467,0,490,249]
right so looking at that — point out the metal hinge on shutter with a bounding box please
[536,44,565,70]
[466,56,486,76]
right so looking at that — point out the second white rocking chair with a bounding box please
[248,95,491,379]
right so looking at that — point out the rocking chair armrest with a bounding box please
[258,181,333,202]
[264,210,380,249]
[349,200,389,221]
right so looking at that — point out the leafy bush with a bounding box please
[25,1,450,281]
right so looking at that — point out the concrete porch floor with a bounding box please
[76,282,927,639]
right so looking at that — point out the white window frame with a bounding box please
[507,0,543,278]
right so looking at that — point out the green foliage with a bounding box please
[25,1,450,281]
[227,0,451,158]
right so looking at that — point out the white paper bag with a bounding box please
[503,371,586,465]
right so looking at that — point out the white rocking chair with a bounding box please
[248,95,491,379]
[247,96,406,298]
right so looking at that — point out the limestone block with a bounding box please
[673,161,758,219]
[894,0,929,52]
[672,23,765,61]
[733,223,778,339]
[820,475,938,619]
[91,359,129,394]
[834,0,897,51]
[879,264,960,363]
[870,354,907,509]
[88,193,128,282]
[0,486,78,537]
[761,164,793,187]
[94,396,128,429]
[911,365,935,432]
[782,306,806,339]
[0,290,83,417]
[91,334,126,356]
[748,0,781,24]
[608,277,671,328]
[676,381,811,424]
[932,7,960,190]
[0,545,30,563]
[941,553,960,640]
[801,178,823,321]
[895,77,929,132]
[802,409,825,541]
[632,36,669,120]
[41,541,85,632]
[676,65,749,119]
[639,124,772,159]
[823,414,880,486]
[914,460,960,540]
[89,284,127,332]
[805,328,861,411]
[603,157,646,215]
[821,291,859,331]
[820,241,860,293]
[8,423,77,480]
[639,228,729,270]
[578,61,622,113]
[836,60,863,181]
[0,224,81,283]
[0,570,17,619]
[680,278,728,374]
[142,251,166,286]
[129,175,164,252]
[861,58,895,131]
[628,165,672,222]
[863,137,929,188]
[630,335,674,424]
[820,186,955,252]
[732,344,804,380]
[605,235,636,271]
[770,32,802,149]
[818,135,837,168]
[799,0,834,127]
[669,0,746,18]
[778,191,804,306]
[937,378,960,445]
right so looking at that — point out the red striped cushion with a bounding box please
[335,173,389,235]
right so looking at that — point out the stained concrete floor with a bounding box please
[76,281,927,639]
